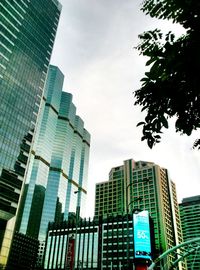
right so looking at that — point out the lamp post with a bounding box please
[126,178,149,213]
[128,197,143,210]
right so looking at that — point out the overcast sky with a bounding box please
[51,0,200,217]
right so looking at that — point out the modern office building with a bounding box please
[0,0,61,267]
[179,195,200,270]
[94,159,185,268]
[43,211,154,270]
[15,65,91,263]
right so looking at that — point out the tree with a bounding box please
[134,0,200,149]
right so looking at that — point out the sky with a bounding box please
[51,0,200,217]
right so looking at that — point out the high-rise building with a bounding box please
[94,159,184,268]
[179,195,200,269]
[16,66,91,261]
[0,0,61,267]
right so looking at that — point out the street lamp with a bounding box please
[74,190,81,221]
[126,178,149,213]
[128,197,143,213]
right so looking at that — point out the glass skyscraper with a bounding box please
[0,0,61,267]
[16,65,91,262]
[95,159,185,269]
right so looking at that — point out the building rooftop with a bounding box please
[181,195,200,204]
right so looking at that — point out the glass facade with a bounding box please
[16,66,91,263]
[94,159,185,269]
[179,196,200,270]
[0,0,61,267]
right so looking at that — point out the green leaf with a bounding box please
[135,0,200,150]
[146,58,156,66]
[136,122,145,127]
[161,116,169,128]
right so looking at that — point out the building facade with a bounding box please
[15,66,90,263]
[6,232,39,270]
[0,0,61,267]
[43,211,154,270]
[179,196,200,270]
[94,159,184,268]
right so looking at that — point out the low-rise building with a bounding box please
[43,211,154,270]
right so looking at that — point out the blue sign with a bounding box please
[133,210,151,260]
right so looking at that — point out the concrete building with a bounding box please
[95,159,185,268]
[15,66,90,264]
[179,196,200,270]
[0,0,61,267]
[43,211,154,270]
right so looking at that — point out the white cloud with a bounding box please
[52,0,200,217]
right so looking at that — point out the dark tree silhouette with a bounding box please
[134,0,200,149]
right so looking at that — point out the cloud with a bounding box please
[52,0,200,217]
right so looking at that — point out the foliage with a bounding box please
[134,0,200,149]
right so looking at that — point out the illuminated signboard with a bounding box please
[133,210,151,260]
